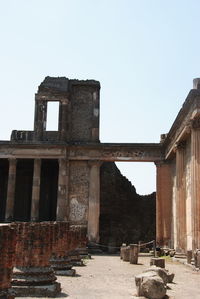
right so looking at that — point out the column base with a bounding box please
[50,257,76,276]
[0,289,15,299]
[68,250,84,266]
[12,266,61,297]
[76,247,91,259]
[87,242,103,254]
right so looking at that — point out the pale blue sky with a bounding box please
[0,0,200,194]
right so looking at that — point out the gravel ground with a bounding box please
[17,254,200,299]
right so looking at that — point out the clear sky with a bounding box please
[0,0,200,194]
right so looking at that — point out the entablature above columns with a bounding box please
[0,143,164,162]
[163,89,200,159]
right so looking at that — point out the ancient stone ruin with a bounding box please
[0,76,200,297]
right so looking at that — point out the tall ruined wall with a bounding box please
[99,162,156,248]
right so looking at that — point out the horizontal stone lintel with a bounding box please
[0,143,164,162]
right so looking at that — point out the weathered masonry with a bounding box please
[0,76,200,253]
[157,78,200,253]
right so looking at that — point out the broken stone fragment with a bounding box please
[143,266,174,284]
[142,276,167,299]
[135,271,167,299]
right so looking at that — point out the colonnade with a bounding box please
[2,157,101,243]
[156,116,200,252]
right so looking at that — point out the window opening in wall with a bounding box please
[46,102,59,131]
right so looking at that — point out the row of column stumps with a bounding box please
[0,222,87,298]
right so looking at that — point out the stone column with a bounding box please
[31,159,41,221]
[34,98,47,141]
[175,142,186,253]
[5,159,17,222]
[191,117,200,250]
[87,161,101,243]
[56,158,69,221]
[155,161,172,247]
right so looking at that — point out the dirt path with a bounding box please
[17,254,200,299]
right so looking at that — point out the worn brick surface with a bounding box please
[0,224,16,298]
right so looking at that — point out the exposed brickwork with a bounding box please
[0,224,16,299]
[14,222,53,267]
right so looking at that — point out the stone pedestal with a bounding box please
[120,244,127,260]
[150,258,165,269]
[123,246,130,262]
[130,244,139,264]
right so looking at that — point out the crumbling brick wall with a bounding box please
[0,224,16,298]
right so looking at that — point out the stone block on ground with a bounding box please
[123,246,130,262]
[135,271,167,299]
[194,249,200,268]
[150,258,165,268]
[120,244,127,260]
[187,250,193,264]
[130,244,139,264]
[143,265,175,284]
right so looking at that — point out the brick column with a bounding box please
[31,159,41,221]
[56,158,69,221]
[175,142,187,253]
[88,161,101,243]
[0,224,16,299]
[12,222,61,297]
[155,161,172,247]
[191,117,200,250]
[5,159,17,222]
